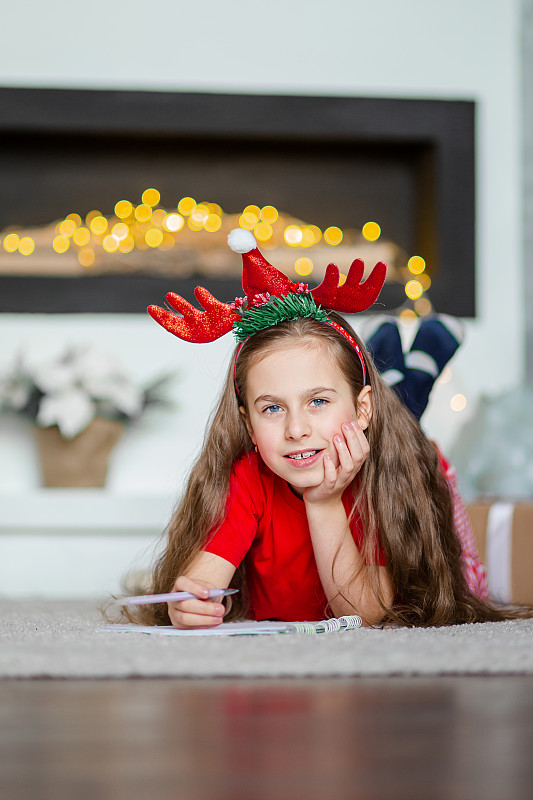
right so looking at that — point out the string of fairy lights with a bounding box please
[1,187,433,321]
[0,187,468,412]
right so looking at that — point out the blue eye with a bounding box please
[310,398,327,408]
[264,404,282,414]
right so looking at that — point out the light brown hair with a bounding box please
[119,313,533,626]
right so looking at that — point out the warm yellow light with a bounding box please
[324,226,343,245]
[73,227,91,247]
[414,297,432,316]
[240,212,258,230]
[187,216,204,231]
[308,225,322,244]
[164,213,184,232]
[204,214,222,232]
[142,188,160,207]
[418,274,432,291]
[59,219,76,237]
[405,280,424,300]
[53,235,70,254]
[338,273,347,286]
[450,394,467,412]
[284,225,303,245]
[145,228,164,247]
[115,200,133,219]
[119,236,135,253]
[191,204,209,224]
[102,235,119,253]
[438,366,452,385]
[152,209,167,227]
[3,233,20,252]
[260,205,278,224]
[301,227,316,247]
[408,255,426,274]
[254,222,273,241]
[208,203,222,216]
[295,257,314,276]
[243,205,260,224]
[18,237,35,256]
[178,197,196,215]
[362,221,381,241]
[66,213,82,226]
[112,223,129,241]
[399,308,418,323]
[86,210,102,225]
[78,248,95,267]
[89,215,108,235]
[135,204,152,222]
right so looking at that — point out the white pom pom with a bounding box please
[228,228,257,254]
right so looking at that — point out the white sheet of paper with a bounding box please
[100,621,302,636]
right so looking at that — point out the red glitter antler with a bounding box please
[147,287,239,343]
[311,258,387,313]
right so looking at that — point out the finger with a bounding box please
[323,453,338,485]
[333,432,356,473]
[173,575,211,599]
[170,609,224,629]
[342,422,369,464]
[170,598,225,617]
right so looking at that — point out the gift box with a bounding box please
[467,502,533,605]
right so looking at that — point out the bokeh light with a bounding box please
[204,214,222,232]
[362,221,381,241]
[135,204,152,223]
[324,226,343,245]
[102,235,119,253]
[408,255,426,274]
[3,233,20,252]
[405,280,424,300]
[254,222,273,241]
[164,214,184,232]
[178,197,196,215]
[52,235,70,253]
[145,228,164,247]
[142,188,160,207]
[284,226,303,245]
[294,257,313,276]
[112,223,129,241]
[18,237,35,256]
[59,220,76,237]
[89,215,108,235]
[450,394,467,412]
[73,227,91,247]
[78,248,95,267]
[260,205,278,224]
[115,200,133,219]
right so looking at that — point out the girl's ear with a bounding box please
[356,386,373,430]
[239,405,257,444]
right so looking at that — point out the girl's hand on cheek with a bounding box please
[303,421,369,506]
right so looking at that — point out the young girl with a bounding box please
[130,230,531,629]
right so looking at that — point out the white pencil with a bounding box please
[119,588,239,606]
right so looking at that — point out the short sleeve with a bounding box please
[203,454,264,568]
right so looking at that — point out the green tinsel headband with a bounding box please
[232,291,329,343]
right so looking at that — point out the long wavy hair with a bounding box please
[119,312,533,627]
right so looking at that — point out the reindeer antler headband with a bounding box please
[148,229,387,386]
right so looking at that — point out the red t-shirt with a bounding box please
[203,452,386,621]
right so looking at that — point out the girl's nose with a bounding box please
[285,412,311,440]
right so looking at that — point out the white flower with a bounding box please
[33,361,77,394]
[37,389,96,438]
[0,372,32,410]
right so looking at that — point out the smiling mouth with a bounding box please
[285,450,322,461]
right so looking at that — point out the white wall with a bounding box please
[0,0,524,495]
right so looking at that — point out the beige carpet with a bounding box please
[2,599,533,679]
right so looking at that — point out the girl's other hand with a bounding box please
[304,421,369,505]
[167,575,227,629]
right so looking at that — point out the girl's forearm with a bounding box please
[305,499,391,625]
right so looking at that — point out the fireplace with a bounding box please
[0,88,475,315]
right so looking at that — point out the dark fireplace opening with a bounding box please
[0,88,475,316]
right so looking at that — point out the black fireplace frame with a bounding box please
[0,87,475,316]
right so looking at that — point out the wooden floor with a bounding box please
[1,676,533,800]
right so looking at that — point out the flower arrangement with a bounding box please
[0,345,175,438]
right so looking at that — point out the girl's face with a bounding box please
[240,342,372,497]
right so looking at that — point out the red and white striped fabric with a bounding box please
[443,461,489,600]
